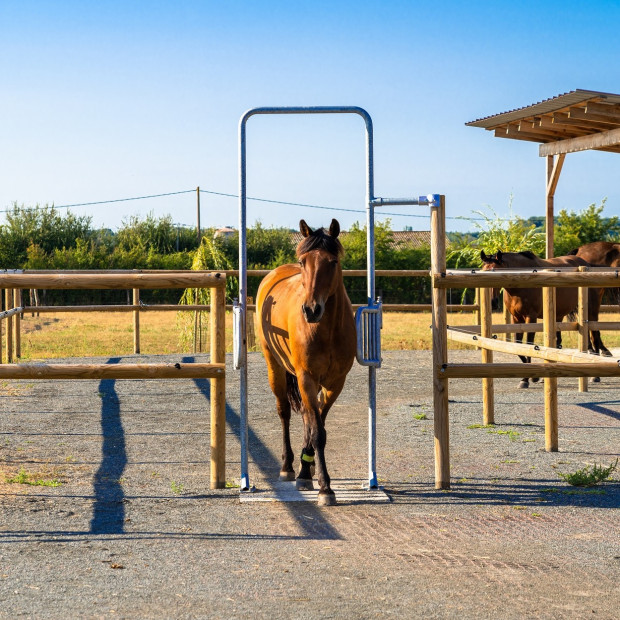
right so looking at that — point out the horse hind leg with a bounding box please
[515,330,531,389]
[264,351,295,481]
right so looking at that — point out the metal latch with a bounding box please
[232,299,245,370]
[355,301,382,367]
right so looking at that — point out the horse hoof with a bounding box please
[602,350,613,358]
[296,478,314,491]
[531,377,540,383]
[317,492,337,506]
[591,376,601,383]
[279,471,296,481]
[518,381,529,389]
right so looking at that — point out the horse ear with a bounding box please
[497,250,502,261]
[480,250,488,262]
[300,220,313,237]
[329,219,340,239]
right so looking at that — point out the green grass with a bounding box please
[5,467,62,487]
[170,480,185,494]
[557,459,618,487]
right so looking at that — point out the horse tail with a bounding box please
[286,372,303,412]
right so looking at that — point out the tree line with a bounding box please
[1,201,618,306]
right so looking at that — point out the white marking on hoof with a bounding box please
[317,492,337,506]
[279,471,296,481]
[296,478,314,491]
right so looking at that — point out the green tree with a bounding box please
[0,204,94,268]
[553,199,619,256]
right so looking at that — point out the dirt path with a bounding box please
[1,350,619,618]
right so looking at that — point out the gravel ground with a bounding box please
[0,349,619,619]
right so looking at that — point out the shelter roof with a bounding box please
[466,89,620,155]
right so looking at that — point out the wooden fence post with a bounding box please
[431,195,450,490]
[480,286,494,425]
[133,288,140,354]
[543,280,558,451]
[15,289,21,359]
[210,284,226,489]
[5,289,13,364]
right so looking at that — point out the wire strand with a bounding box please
[1,187,485,222]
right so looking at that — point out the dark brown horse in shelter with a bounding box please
[257,219,356,506]
[480,250,609,388]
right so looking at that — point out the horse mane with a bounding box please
[296,227,344,258]
[518,251,537,260]
[567,248,578,256]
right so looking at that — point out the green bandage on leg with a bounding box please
[301,453,315,463]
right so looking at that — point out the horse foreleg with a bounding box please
[298,372,335,505]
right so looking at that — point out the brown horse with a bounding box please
[570,241,620,359]
[480,250,607,388]
[257,219,356,506]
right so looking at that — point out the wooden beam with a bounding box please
[585,101,620,118]
[569,106,620,126]
[435,270,620,289]
[0,363,226,380]
[540,125,620,156]
[440,363,620,380]
[546,152,565,197]
[0,272,227,290]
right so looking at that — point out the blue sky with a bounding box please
[2,1,620,234]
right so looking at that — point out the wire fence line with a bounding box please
[1,187,483,223]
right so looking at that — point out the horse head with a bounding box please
[480,250,503,310]
[480,249,503,269]
[297,219,344,324]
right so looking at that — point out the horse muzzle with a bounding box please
[301,303,324,323]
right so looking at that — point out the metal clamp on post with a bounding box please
[232,298,245,370]
[355,300,383,367]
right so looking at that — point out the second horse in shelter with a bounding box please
[480,250,609,388]
[257,219,356,505]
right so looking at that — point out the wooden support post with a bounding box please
[474,288,481,325]
[133,288,140,354]
[543,282,558,451]
[480,286,494,425]
[210,284,226,489]
[545,153,565,258]
[5,289,13,364]
[431,196,450,490]
[577,270,588,392]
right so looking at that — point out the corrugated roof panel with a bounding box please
[467,89,620,129]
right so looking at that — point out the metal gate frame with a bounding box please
[234,105,439,492]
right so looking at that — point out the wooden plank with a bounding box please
[440,362,620,379]
[0,272,227,290]
[585,101,620,118]
[436,270,620,289]
[446,327,619,364]
[540,125,620,156]
[569,106,620,126]
[0,363,225,380]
